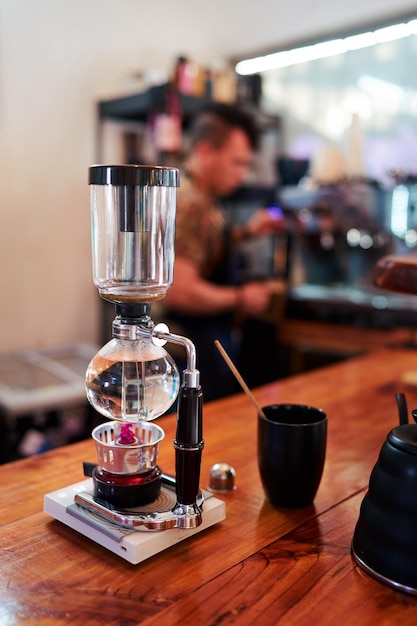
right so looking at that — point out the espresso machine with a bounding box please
[44,165,225,563]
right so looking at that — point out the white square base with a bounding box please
[44,479,226,565]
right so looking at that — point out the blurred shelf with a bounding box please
[98,83,211,124]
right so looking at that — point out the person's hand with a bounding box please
[244,208,285,238]
[238,281,272,317]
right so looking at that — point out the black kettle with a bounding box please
[352,398,417,594]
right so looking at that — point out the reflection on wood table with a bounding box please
[1,348,417,624]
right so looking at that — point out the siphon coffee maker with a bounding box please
[84,163,205,525]
[44,165,225,562]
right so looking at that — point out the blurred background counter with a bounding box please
[96,83,417,385]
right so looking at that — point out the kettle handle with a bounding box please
[396,392,409,425]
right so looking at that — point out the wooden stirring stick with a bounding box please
[214,340,268,419]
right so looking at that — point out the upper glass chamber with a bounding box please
[89,164,179,304]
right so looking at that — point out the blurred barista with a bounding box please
[162,102,284,400]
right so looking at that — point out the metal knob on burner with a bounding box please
[208,463,236,492]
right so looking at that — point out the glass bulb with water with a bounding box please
[86,337,180,421]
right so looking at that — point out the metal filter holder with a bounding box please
[92,420,165,475]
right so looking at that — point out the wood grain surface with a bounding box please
[2,348,417,625]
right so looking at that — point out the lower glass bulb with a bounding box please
[86,337,180,421]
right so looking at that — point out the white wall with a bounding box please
[0,0,416,352]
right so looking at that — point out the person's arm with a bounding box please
[164,257,272,317]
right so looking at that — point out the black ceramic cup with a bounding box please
[257,404,327,508]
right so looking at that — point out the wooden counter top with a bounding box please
[2,348,417,624]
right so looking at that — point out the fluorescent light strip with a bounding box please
[235,19,417,75]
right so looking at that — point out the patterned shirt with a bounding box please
[175,173,226,280]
